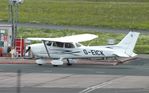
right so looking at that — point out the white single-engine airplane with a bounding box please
[26,32,140,66]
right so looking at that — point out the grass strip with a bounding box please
[0,0,149,30]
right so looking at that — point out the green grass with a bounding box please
[1,0,149,30]
[17,28,149,54]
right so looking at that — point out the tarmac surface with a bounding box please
[0,55,149,93]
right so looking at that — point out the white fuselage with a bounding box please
[29,42,119,59]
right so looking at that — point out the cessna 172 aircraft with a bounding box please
[26,32,140,66]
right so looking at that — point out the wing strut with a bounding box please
[42,40,51,58]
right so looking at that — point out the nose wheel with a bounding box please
[53,65,58,67]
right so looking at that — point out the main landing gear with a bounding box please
[53,65,58,67]
[38,64,43,66]
[52,59,72,67]
[66,59,72,66]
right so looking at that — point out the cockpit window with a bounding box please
[65,43,75,48]
[53,42,64,48]
[46,41,52,46]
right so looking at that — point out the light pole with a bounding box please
[8,0,24,47]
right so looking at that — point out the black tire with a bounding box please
[53,65,58,67]
[38,64,42,66]
[67,63,72,66]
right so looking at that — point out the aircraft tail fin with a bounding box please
[116,31,140,57]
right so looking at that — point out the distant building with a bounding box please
[0,24,12,54]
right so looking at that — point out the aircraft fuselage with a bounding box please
[29,42,115,59]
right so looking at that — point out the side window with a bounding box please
[53,42,64,48]
[53,42,57,47]
[65,43,74,48]
[57,42,64,48]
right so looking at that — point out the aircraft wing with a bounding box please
[26,34,98,43]
[26,38,52,41]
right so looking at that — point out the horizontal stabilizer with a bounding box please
[113,51,129,57]
[114,51,137,57]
